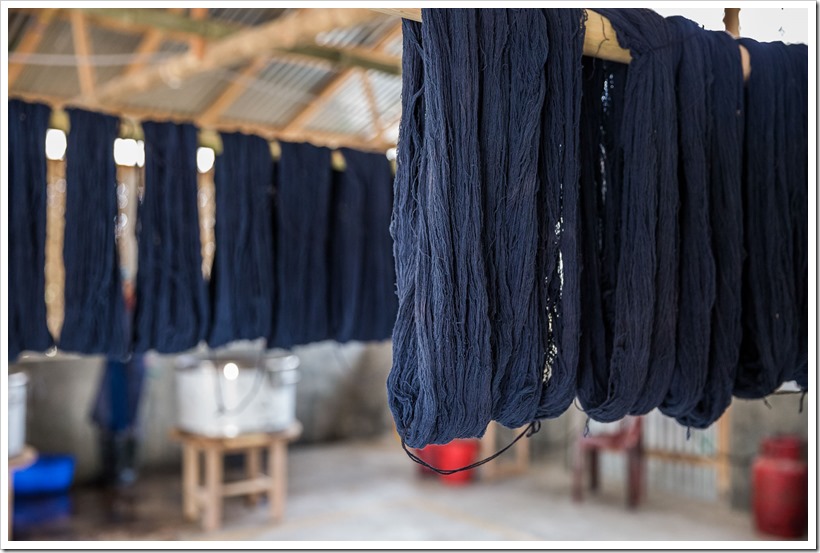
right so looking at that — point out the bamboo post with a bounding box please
[371,8,751,81]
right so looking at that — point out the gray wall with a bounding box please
[12,340,394,483]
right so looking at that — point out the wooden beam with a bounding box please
[9,90,389,154]
[372,8,752,80]
[198,57,269,126]
[190,8,209,59]
[281,22,401,134]
[122,29,165,77]
[69,11,96,101]
[93,9,382,103]
[8,9,58,88]
[359,70,386,139]
[78,7,241,40]
[282,44,400,75]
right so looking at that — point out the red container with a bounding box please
[752,436,808,538]
[436,439,480,486]
[413,444,441,477]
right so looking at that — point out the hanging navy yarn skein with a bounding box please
[675,27,745,429]
[271,141,333,348]
[657,16,716,420]
[785,44,808,390]
[133,121,209,354]
[60,108,128,357]
[8,100,54,360]
[477,8,549,428]
[535,9,585,419]
[208,132,275,347]
[577,9,680,421]
[386,18,432,448]
[389,9,583,448]
[330,148,397,343]
[734,39,804,398]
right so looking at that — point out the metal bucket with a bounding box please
[174,350,300,437]
[9,372,28,458]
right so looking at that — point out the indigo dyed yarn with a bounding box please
[386,18,430,447]
[534,9,585,419]
[271,141,333,348]
[330,148,397,343]
[8,100,54,360]
[657,16,716,420]
[670,23,745,428]
[577,9,679,421]
[60,108,128,356]
[388,9,584,448]
[208,132,275,347]
[133,121,209,353]
[735,39,806,398]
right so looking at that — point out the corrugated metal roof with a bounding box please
[305,74,373,138]
[314,15,396,49]
[8,8,403,146]
[221,58,337,127]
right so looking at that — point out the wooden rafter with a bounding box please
[8,9,58,87]
[359,70,386,139]
[70,10,96,101]
[281,22,401,135]
[190,8,209,59]
[91,9,382,103]
[198,57,269,126]
[122,28,165,77]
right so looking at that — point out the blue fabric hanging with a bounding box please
[388,9,584,448]
[133,121,209,354]
[271,141,333,348]
[673,24,745,429]
[330,148,397,343]
[208,132,275,347]
[735,39,808,397]
[8,100,54,361]
[577,9,680,422]
[60,108,128,356]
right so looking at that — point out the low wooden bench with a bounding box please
[170,422,302,531]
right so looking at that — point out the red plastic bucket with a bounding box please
[436,439,480,485]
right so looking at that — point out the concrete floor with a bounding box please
[14,435,767,543]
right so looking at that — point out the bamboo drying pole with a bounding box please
[371,8,752,81]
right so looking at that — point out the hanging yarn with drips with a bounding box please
[576,9,680,421]
[271,141,333,348]
[133,121,209,353]
[734,39,807,398]
[208,132,275,347]
[329,148,397,343]
[60,108,128,357]
[8,100,54,360]
[388,9,585,448]
[673,24,745,429]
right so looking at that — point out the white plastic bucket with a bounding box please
[9,372,28,458]
[174,350,300,437]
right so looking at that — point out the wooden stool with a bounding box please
[572,416,644,508]
[8,446,38,540]
[170,423,302,531]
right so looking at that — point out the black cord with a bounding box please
[400,420,542,476]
